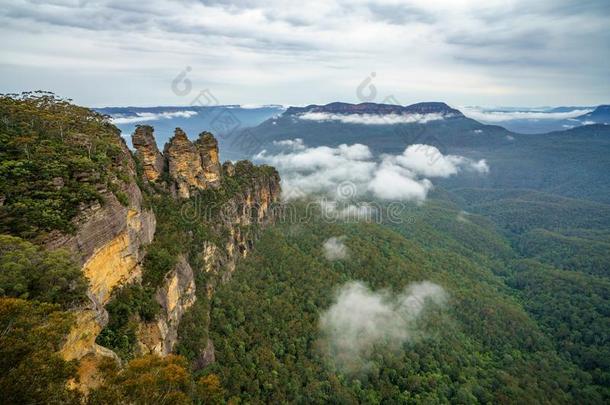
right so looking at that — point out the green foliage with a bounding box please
[0,234,87,309]
[207,204,602,403]
[508,259,610,395]
[142,244,177,289]
[450,187,610,400]
[518,228,610,276]
[89,354,223,405]
[176,298,210,362]
[0,92,133,239]
[0,297,80,404]
[453,188,610,234]
[96,284,159,360]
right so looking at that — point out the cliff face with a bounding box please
[45,139,156,363]
[138,255,196,355]
[51,124,279,391]
[134,130,281,360]
[202,164,281,287]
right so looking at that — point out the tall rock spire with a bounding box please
[163,128,207,198]
[132,125,164,182]
[134,127,225,198]
[195,131,222,188]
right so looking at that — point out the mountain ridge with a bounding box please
[577,105,610,123]
[284,101,464,116]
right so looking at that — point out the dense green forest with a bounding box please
[206,199,609,403]
[0,92,134,239]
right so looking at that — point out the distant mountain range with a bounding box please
[224,101,610,204]
[284,101,463,116]
[96,102,610,175]
[460,105,609,133]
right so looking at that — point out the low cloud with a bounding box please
[323,236,348,260]
[298,112,449,125]
[319,281,448,374]
[367,161,432,201]
[233,104,286,110]
[255,140,489,202]
[320,200,378,221]
[461,107,593,123]
[272,138,306,150]
[392,144,489,178]
[255,143,376,200]
[111,110,198,124]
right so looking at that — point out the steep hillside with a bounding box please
[0,93,281,401]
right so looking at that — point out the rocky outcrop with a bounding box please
[205,162,281,280]
[134,127,227,198]
[135,162,281,365]
[222,161,235,177]
[132,125,164,182]
[188,163,281,368]
[50,122,280,389]
[195,131,222,188]
[164,128,208,198]
[138,255,196,355]
[43,138,155,390]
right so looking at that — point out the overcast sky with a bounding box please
[1,0,608,107]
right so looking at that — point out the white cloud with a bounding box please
[456,210,469,223]
[235,104,285,110]
[323,236,348,260]
[320,200,378,221]
[319,280,448,373]
[254,143,377,200]
[255,140,489,202]
[111,110,198,124]
[395,144,459,177]
[273,138,306,150]
[388,144,489,178]
[469,159,490,174]
[367,162,432,201]
[298,112,450,125]
[461,107,593,123]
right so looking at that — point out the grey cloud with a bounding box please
[366,2,435,25]
[447,28,551,51]
[1,0,608,106]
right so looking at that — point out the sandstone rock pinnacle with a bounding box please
[195,131,222,188]
[132,125,164,182]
